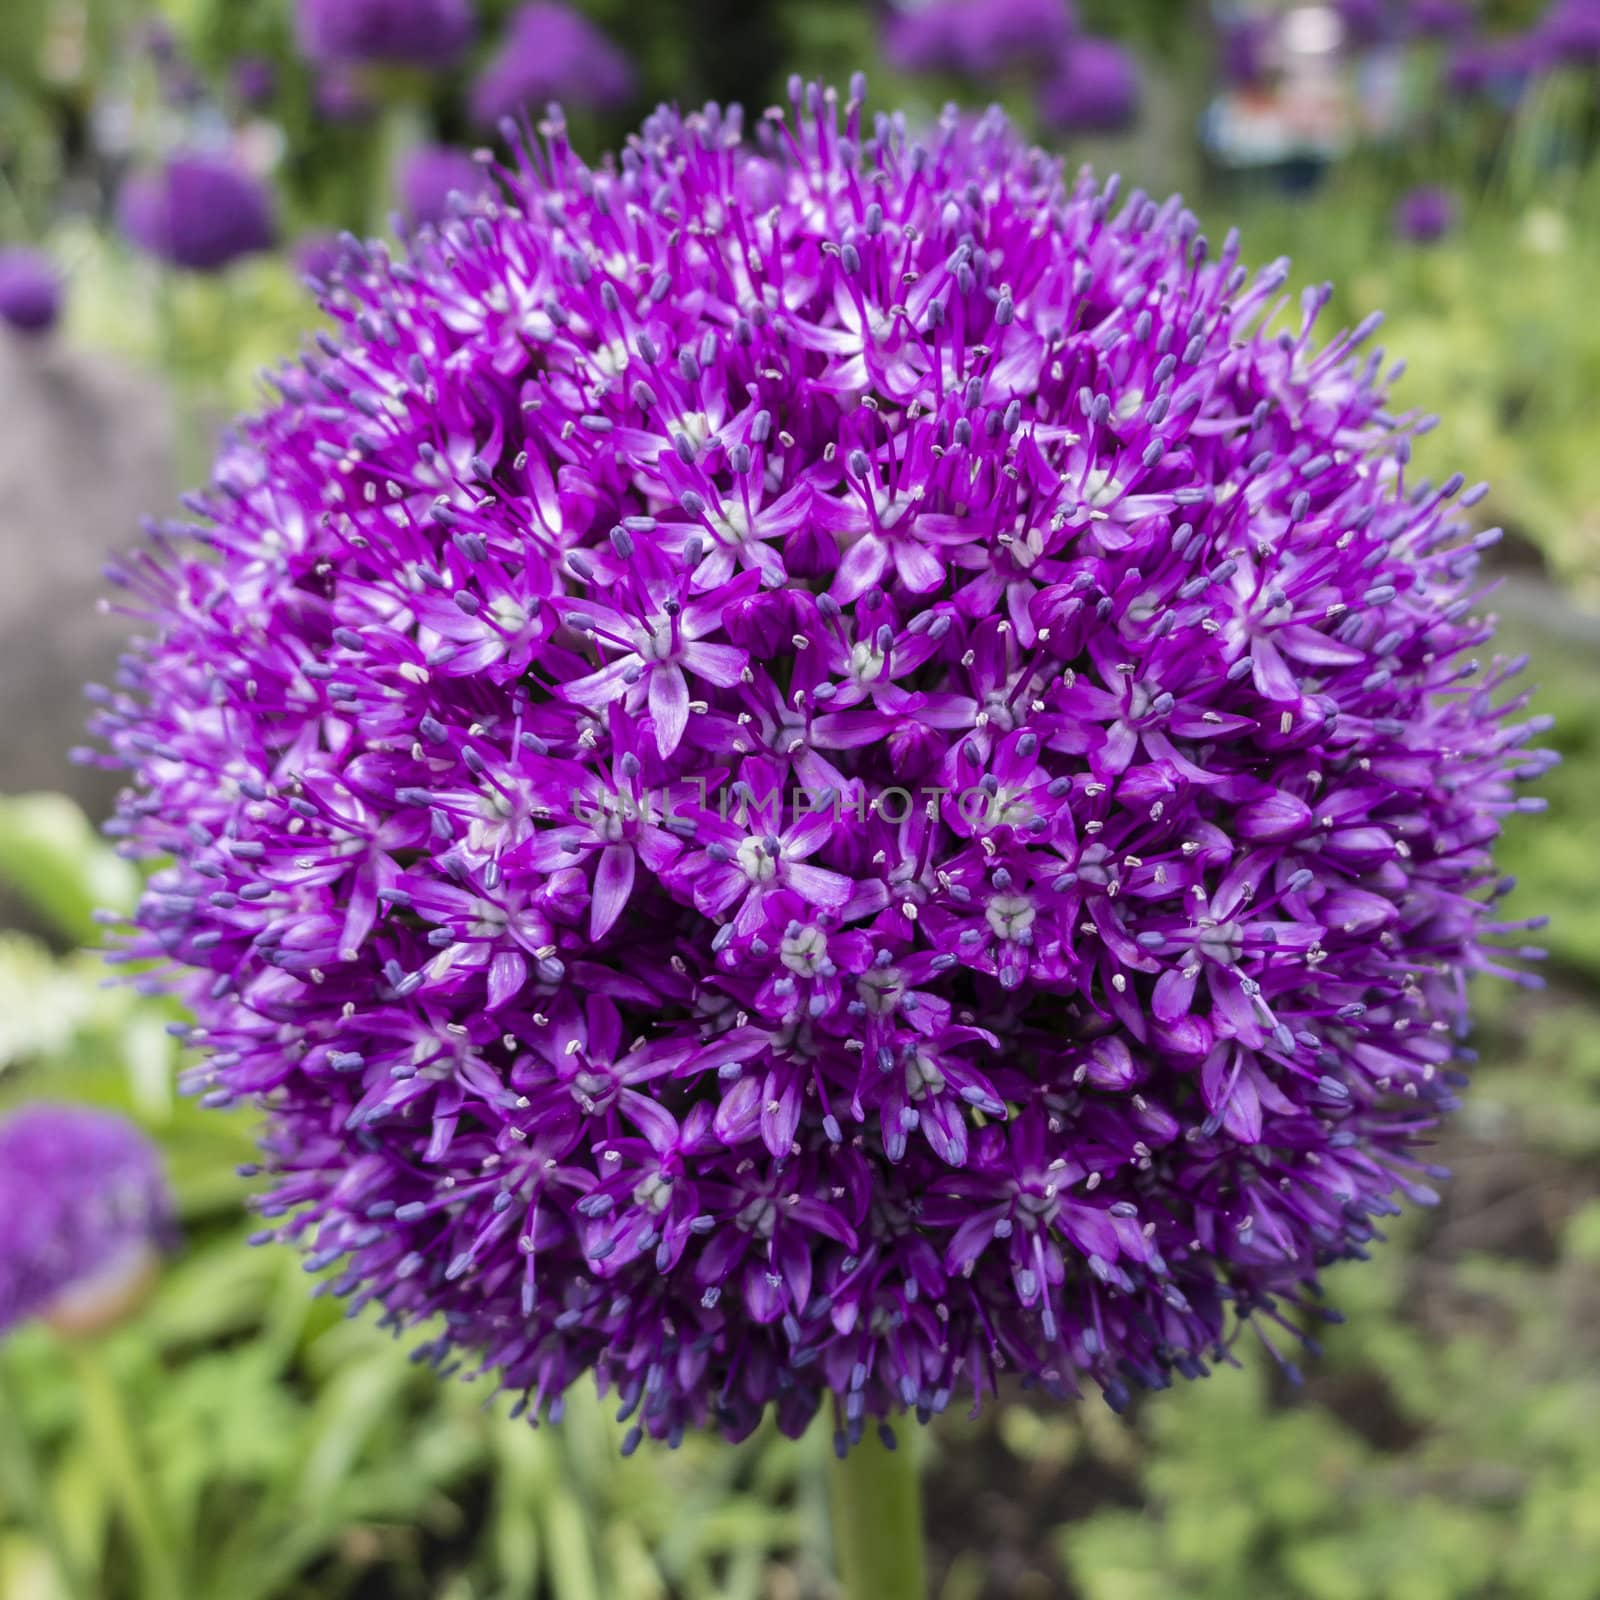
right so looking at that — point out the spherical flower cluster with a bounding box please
[0,1105,171,1338]
[396,143,494,230]
[140,17,204,108]
[96,82,1549,1450]
[1538,0,1600,65]
[0,247,63,336]
[470,3,633,129]
[1217,16,1272,89]
[1037,37,1140,135]
[1448,28,1553,95]
[1394,185,1456,243]
[1407,0,1475,41]
[233,55,278,111]
[315,70,377,124]
[883,0,1076,78]
[294,0,476,71]
[1336,0,1389,48]
[117,153,277,273]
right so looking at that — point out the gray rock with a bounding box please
[0,335,177,816]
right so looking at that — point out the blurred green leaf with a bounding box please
[0,795,138,947]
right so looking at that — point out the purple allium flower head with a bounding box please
[0,247,63,336]
[880,1,961,73]
[141,16,181,64]
[233,55,278,110]
[1446,30,1547,93]
[1442,36,1495,90]
[294,0,476,70]
[1037,37,1141,133]
[469,3,633,128]
[1218,15,1272,88]
[1394,185,1455,241]
[1505,29,1556,73]
[138,19,205,107]
[1408,0,1474,39]
[0,1105,172,1338]
[1440,35,1497,89]
[314,70,377,123]
[884,0,1076,78]
[117,153,277,273]
[1538,0,1600,63]
[1336,0,1390,47]
[396,142,494,229]
[96,82,1549,1450]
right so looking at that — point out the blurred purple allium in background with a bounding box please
[118,152,277,272]
[294,230,347,286]
[1394,184,1456,240]
[1442,37,1496,91]
[469,3,633,127]
[1446,30,1547,95]
[140,19,205,109]
[140,15,181,63]
[1407,0,1475,39]
[1217,14,1272,88]
[0,1105,171,1338]
[883,0,1076,78]
[294,0,476,69]
[1538,0,1600,63]
[1037,37,1141,133]
[314,70,377,123]
[96,81,1549,1450]
[396,143,494,229]
[1511,29,1557,72]
[0,247,63,336]
[1336,0,1390,47]
[232,55,278,110]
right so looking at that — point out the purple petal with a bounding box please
[589,845,636,940]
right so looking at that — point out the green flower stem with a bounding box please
[371,98,428,237]
[0,1356,91,1600]
[66,1338,186,1600]
[155,273,212,492]
[828,1427,927,1600]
